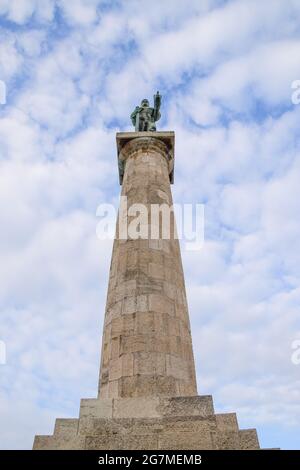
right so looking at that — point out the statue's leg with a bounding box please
[149,122,156,131]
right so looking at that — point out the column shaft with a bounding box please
[99,136,197,398]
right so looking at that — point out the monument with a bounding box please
[130,91,162,132]
[33,93,261,450]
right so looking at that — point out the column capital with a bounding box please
[116,131,175,185]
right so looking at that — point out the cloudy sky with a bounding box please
[0,0,300,450]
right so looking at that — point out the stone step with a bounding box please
[33,434,85,450]
[215,413,239,431]
[34,395,262,450]
[239,429,260,450]
[79,395,215,423]
[54,418,78,437]
[78,414,218,440]
[34,413,262,450]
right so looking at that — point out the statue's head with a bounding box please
[141,99,149,108]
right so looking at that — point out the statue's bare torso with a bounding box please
[131,92,162,132]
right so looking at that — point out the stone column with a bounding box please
[98,132,198,399]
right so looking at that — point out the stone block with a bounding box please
[120,335,147,354]
[169,335,182,356]
[179,319,191,338]
[115,280,137,301]
[103,322,112,342]
[111,317,123,337]
[149,294,175,315]
[151,335,170,354]
[33,435,85,450]
[162,240,171,254]
[54,419,78,437]
[99,383,108,398]
[111,336,120,359]
[79,398,113,420]
[159,396,214,418]
[120,434,159,450]
[108,379,119,398]
[149,239,163,250]
[158,430,213,450]
[85,433,159,450]
[212,430,241,450]
[215,413,239,431]
[113,397,161,419]
[168,317,180,336]
[127,251,138,268]
[109,358,122,381]
[137,294,148,312]
[109,354,133,381]
[178,380,198,397]
[135,312,154,335]
[153,312,169,335]
[101,342,110,366]
[149,263,165,280]
[118,375,178,398]
[122,314,136,335]
[166,354,189,381]
[161,415,216,434]
[123,296,136,315]
[181,340,194,360]
[33,436,55,450]
[239,429,260,450]
[164,265,176,283]
[150,250,163,265]
[164,282,176,300]
[134,351,166,376]
[122,353,134,377]
[105,301,122,324]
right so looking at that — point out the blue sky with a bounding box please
[0,0,300,450]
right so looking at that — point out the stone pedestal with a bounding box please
[33,396,260,450]
[33,132,262,450]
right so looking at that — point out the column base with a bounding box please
[33,395,261,450]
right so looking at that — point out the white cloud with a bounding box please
[58,0,99,26]
[0,34,24,82]
[0,0,55,24]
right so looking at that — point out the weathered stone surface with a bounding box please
[98,133,197,399]
[239,429,260,450]
[79,399,113,419]
[158,430,213,450]
[53,419,78,439]
[33,395,262,450]
[113,397,161,419]
[215,413,239,431]
[158,396,214,418]
[212,430,241,450]
[33,434,85,450]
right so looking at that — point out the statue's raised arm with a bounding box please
[153,91,162,122]
[131,91,162,132]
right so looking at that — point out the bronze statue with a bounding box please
[131,91,162,131]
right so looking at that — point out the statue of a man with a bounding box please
[131,91,162,131]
